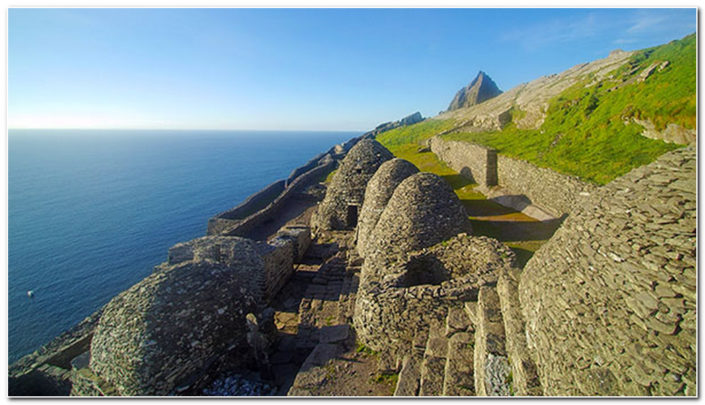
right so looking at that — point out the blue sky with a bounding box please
[8,8,696,131]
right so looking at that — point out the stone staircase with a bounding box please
[392,270,543,397]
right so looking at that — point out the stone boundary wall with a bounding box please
[214,180,286,222]
[207,157,335,236]
[430,136,598,217]
[286,153,326,186]
[429,137,497,186]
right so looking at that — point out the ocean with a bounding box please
[8,129,358,363]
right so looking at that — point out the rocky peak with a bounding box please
[447,71,502,111]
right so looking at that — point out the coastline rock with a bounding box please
[363,112,425,137]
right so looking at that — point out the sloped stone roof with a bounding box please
[312,138,393,231]
[356,158,419,257]
[519,146,696,396]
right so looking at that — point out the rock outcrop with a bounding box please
[439,50,633,131]
[355,158,419,257]
[447,71,502,111]
[519,146,696,396]
[363,112,425,137]
[311,139,393,231]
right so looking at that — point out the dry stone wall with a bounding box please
[208,154,335,237]
[519,146,696,396]
[430,136,597,217]
[496,154,597,217]
[355,235,516,358]
[86,233,307,396]
[355,158,419,257]
[362,172,473,283]
[211,180,286,222]
[429,137,497,186]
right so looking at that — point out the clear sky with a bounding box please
[8,8,696,131]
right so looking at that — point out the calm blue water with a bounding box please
[8,129,357,363]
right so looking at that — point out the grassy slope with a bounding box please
[441,33,694,185]
[372,34,693,262]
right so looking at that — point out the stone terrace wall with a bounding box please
[208,155,335,237]
[211,180,286,223]
[496,155,597,217]
[429,137,497,186]
[430,136,597,217]
[519,146,696,396]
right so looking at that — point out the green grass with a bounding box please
[376,118,458,147]
[323,169,337,184]
[440,33,694,185]
[355,342,378,356]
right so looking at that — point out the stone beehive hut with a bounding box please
[519,146,696,396]
[355,158,419,257]
[311,138,393,231]
[362,172,473,284]
[85,236,294,396]
[355,234,516,356]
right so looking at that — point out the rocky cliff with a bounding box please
[447,71,502,111]
[363,112,425,137]
[439,52,633,131]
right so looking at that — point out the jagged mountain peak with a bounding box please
[447,71,502,111]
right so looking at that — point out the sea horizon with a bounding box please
[8,129,359,363]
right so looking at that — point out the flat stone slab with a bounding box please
[394,354,422,396]
[302,343,343,369]
[446,307,470,336]
[419,356,446,396]
[319,324,350,344]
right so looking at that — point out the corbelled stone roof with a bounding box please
[362,172,472,283]
[312,138,393,231]
[89,237,265,396]
[355,158,419,257]
[520,146,696,396]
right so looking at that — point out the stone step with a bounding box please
[443,331,475,396]
[473,286,511,396]
[394,352,423,396]
[496,269,542,396]
[418,322,447,396]
[442,307,475,396]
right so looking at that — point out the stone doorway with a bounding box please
[346,205,359,228]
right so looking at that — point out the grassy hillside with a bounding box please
[379,34,695,185]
